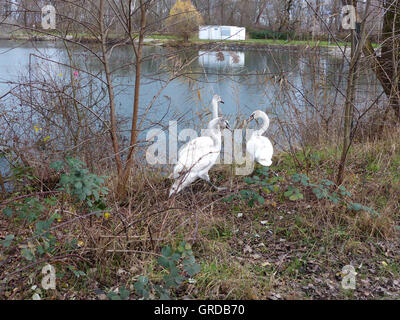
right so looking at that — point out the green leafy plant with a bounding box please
[67,265,86,278]
[10,165,37,193]
[1,158,109,264]
[107,286,130,300]
[0,234,14,247]
[284,185,304,201]
[51,157,108,208]
[288,173,380,215]
[134,241,201,300]
[1,195,60,261]
[223,167,279,207]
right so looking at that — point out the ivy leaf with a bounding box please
[21,248,35,261]
[50,161,64,171]
[107,292,121,300]
[134,275,150,299]
[164,273,184,289]
[222,195,235,202]
[328,193,340,204]
[154,285,170,300]
[243,177,254,184]
[248,198,255,208]
[239,190,251,198]
[291,173,310,185]
[0,234,14,247]
[184,262,201,277]
[289,192,303,201]
[158,256,169,268]
[171,252,181,262]
[184,242,191,251]
[161,246,172,257]
[118,286,130,300]
[256,167,269,176]
[3,207,13,217]
[321,179,335,186]
[338,185,351,197]
[284,190,293,197]
[348,202,363,211]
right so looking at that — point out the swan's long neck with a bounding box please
[210,98,221,137]
[212,98,219,119]
[254,112,270,136]
[208,118,222,147]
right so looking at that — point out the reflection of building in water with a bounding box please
[198,51,245,68]
[199,26,246,40]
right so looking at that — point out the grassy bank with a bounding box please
[1,30,373,49]
[1,128,399,300]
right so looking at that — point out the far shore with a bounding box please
[0,32,356,52]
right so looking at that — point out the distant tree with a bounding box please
[165,0,203,42]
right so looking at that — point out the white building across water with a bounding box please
[199,26,246,41]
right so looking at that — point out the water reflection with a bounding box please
[198,51,245,68]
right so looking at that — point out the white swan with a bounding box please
[211,94,224,120]
[246,110,274,167]
[169,117,231,197]
[178,94,224,158]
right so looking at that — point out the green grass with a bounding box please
[5,30,380,49]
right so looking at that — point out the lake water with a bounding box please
[0,40,363,125]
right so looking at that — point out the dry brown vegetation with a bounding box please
[1,125,399,300]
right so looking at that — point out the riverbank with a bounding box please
[0,31,353,51]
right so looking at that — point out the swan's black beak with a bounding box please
[220,100,224,104]
[246,115,254,123]
[225,122,232,131]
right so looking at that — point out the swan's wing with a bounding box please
[178,131,222,157]
[247,136,273,166]
[180,144,217,171]
[171,136,218,177]
[178,136,211,156]
[171,137,209,178]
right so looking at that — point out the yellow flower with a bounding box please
[381,261,388,267]
[57,218,61,222]
[43,136,50,142]
[104,212,110,219]
[77,241,84,247]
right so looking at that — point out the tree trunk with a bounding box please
[99,0,123,176]
[254,1,268,25]
[337,0,365,185]
[117,0,147,196]
[363,0,400,121]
